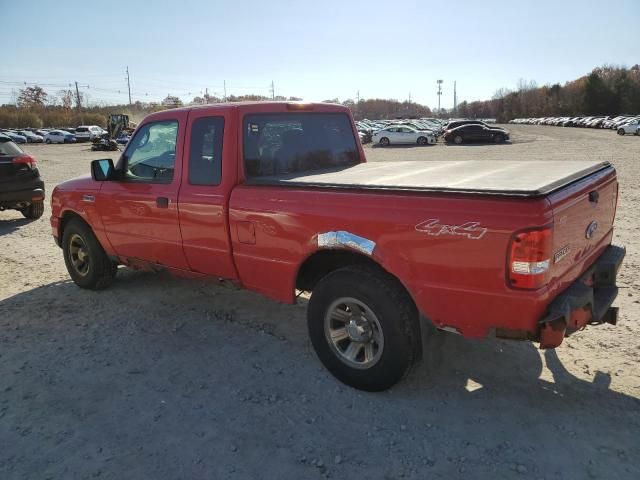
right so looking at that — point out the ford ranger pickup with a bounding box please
[50,102,625,391]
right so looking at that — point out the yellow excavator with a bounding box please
[91,114,136,151]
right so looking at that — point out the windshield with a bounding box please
[244,113,359,178]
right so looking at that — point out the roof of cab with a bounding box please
[148,101,347,116]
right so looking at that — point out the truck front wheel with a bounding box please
[62,218,117,290]
[307,265,419,391]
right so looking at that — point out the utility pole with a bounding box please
[270,80,275,100]
[126,66,132,105]
[205,87,209,103]
[437,80,443,114]
[408,92,411,103]
[223,80,227,102]
[356,90,360,103]
[74,81,81,112]
[74,81,83,124]
[453,81,457,115]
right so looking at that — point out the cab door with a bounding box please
[176,108,239,279]
[97,110,189,270]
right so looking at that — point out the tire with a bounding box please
[494,134,505,144]
[45,139,51,144]
[417,136,428,145]
[617,129,625,136]
[307,265,420,391]
[21,200,44,219]
[379,137,390,146]
[62,218,117,290]
[454,135,463,145]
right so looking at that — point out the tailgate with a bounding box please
[547,165,618,286]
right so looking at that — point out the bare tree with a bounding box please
[17,86,48,109]
[58,90,77,110]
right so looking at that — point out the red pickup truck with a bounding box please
[50,102,625,391]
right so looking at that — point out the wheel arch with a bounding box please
[297,248,427,361]
[59,209,89,242]
[58,209,116,258]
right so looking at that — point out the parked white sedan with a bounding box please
[44,130,76,144]
[372,126,436,146]
[617,118,640,135]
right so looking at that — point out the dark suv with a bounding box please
[0,138,45,219]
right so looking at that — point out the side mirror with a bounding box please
[91,158,115,181]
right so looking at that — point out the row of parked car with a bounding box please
[355,118,509,146]
[509,115,640,135]
[0,125,109,144]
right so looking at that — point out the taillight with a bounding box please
[613,182,619,221]
[508,227,552,289]
[12,155,37,169]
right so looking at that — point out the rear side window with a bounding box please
[244,113,359,178]
[0,141,24,156]
[189,116,224,186]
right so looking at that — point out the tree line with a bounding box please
[2,64,637,128]
[456,65,640,122]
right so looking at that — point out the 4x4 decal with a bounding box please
[415,219,488,240]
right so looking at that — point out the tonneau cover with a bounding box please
[247,160,612,197]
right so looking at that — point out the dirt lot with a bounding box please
[1,126,639,480]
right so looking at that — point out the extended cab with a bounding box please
[50,102,625,391]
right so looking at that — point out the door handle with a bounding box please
[156,197,169,208]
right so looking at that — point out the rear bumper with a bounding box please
[538,244,625,348]
[0,179,45,208]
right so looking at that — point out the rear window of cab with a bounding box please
[243,113,359,178]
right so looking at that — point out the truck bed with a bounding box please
[247,160,611,197]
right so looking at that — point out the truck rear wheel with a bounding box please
[307,265,419,391]
[62,218,117,290]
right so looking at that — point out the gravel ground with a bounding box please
[1,126,639,480]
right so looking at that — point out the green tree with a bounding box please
[582,72,612,115]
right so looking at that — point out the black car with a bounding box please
[445,119,491,130]
[0,139,45,219]
[444,124,509,144]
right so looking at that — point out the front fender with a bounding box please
[51,188,116,257]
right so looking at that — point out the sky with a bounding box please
[2,0,639,109]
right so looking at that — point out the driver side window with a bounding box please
[124,120,178,183]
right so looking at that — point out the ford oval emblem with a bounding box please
[585,221,598,239]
